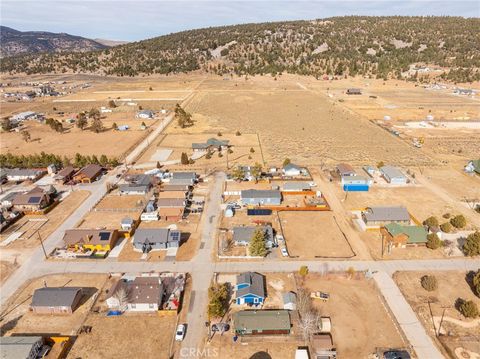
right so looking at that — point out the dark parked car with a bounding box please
[383,350,411,359]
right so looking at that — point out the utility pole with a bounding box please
[37,231,48,260]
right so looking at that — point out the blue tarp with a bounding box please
[343,184,369,192]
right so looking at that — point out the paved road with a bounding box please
[374,271,443,359]
[179,172,225,357]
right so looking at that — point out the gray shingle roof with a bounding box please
[364,206,410,222]
[0,336,43,359]
[171,172,197,180]
[233,225,273,244]
[241,189,281,199]
[31,287,82,307]
[380,165,406,179]
[133,228,181,245]
[236,272,266,298]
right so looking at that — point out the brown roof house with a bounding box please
[106,276,164,312]
[156,198,185,221]
[30,287,83,314]
[63,229,119,252]
[54,166,76,184]
[73,164,103,183]
[12,187,51,212]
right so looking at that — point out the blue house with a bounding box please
[235,272,266,306]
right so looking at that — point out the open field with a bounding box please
[67,313,177,359]
[279,211,355,259]
[421,168,480,203]
[300,273,407,358]
[0,273,107,336]
[305,77,480,121]
[184,76,433,167]
[394,271,480,358]
[0,260,18,285]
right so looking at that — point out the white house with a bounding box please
[106,276,163,312]
[380,165,408,185]
[282,163,306,177]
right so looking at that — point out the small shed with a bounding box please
[120,217,134,231]
[282,291,297,310]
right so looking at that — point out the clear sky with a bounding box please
[1,0,479,41]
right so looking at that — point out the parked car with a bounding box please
[275,235,285,243]
[281,246,289,257]
[175,324,186,341]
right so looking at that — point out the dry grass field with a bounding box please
[394,271,480,358]
[305,77,480,121]
[300,273,407,358]
[279,211,355,259]
[0,274,107,336]
[184,76,432,167]
[66,313,177,359]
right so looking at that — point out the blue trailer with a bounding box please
[343,184,369,192]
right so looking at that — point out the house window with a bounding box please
[254,297,259,304]
[149,303,154,309]
[131,304,136,309]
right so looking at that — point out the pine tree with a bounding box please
[249,228,267,257]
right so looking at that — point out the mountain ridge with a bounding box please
[1,17,479,82]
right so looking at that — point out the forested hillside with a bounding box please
[1,17,479,82]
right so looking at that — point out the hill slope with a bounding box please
[0,26,107,57]
[1,17,479,82]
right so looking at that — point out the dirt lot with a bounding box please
[301,273,407,358]
[279,211,355,259]
[0,260,18,285]
[0,274,107,336]
[394,271,480,358]
[94,193,147,210]
[66,312,177,359]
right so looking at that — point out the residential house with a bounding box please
[380,165,408,185]
[162,184,191,192]
[282,291,297,310]
[54,166,76,184]
[363,165,379,177]
[73,164,103,183]
[170,172,197,185]
[158,191,187,200]
[233,225,274,248]
[62,229,119,252]
[192,138,230,152]
[282,182,311,192]
[346,88,362,95]
[341,175,371,186]
[136,109,154,119]
[282,163,306,177]
[381,223,428,248]
[0,336,44,359]
[5,168,45,182]
[465,159,480,175]
[240,190,282,206]
[336,163,356,177]
[118,175,151,195]
[159,207,184,221]
[120,217,135,231]
[362,206,410,226]
[106,276,164,312]
[156,198,186,208]
[0,192,21,208]
[31,287,83,314]
[235,272,266,305]
[233,310,291,335]
[312,334,337,359]
[133,228,181,252]
[12,187,51,212]
[0,168,7,184]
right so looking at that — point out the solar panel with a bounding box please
[28,196,41,203]
[99,232,111,241]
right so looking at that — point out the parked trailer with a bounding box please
[343,184,369,192]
